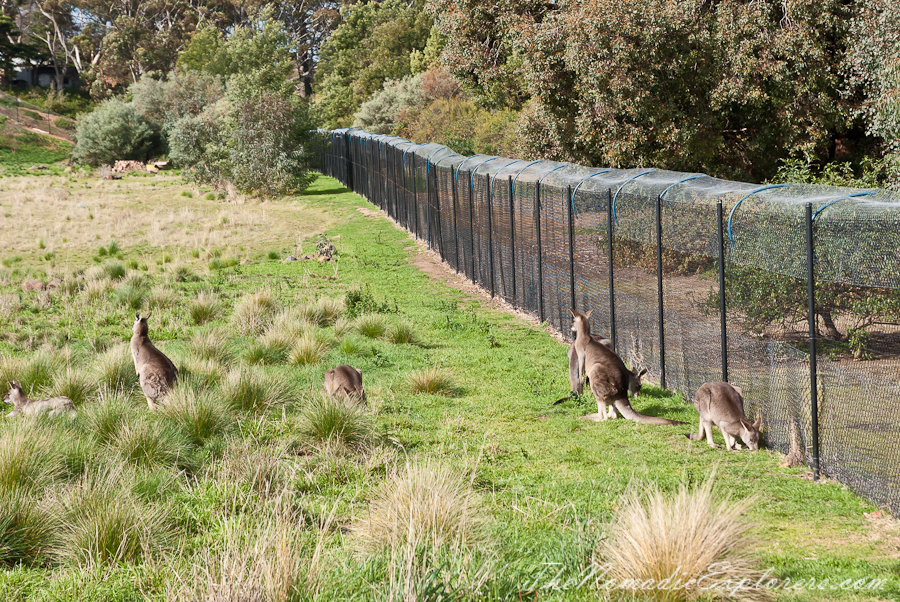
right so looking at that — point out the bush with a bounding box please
[352,74,426,134]
[71,99,157,167]
[399,97,518,158]
[53,117,75,131]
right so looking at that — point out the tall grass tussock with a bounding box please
[190,291,222,325]
[287,332,330,366]
[232,291,278,336]
[407,368,456,396]
[299,394,373,450]
[92,346,139,393]
[162,386,233,446]
[220,368,295,413]
[598,476,758,602]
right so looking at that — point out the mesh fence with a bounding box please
[318,128,900,515]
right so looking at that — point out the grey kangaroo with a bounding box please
[3,380,76,418]
[324,365,366,402]
[688,381,762,451]
[554,334,613,404]
[131,313,179,410]
[570,309,684,425]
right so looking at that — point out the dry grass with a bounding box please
[189,328,234,364]
[0,174,336,272]
[189,290,222,325]
[299,394,374,450]
[232,291,278,336]
[355,458,492,601]
[597,476,759,602]
[265,307,309,342]
[407,367,456,396]
[287,332,330,366]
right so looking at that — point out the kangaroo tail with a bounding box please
[614,398,686,426]
[553,393,574,405]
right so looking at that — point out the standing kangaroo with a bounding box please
[324,365,365,402]
[688,381,762,451]
[3,381,76,418]
[131,313,178,410]
[570,309,684,425]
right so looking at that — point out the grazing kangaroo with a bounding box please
[130,313,178,410]
[554,335,614,404]
[570,309,684,425]
[324,365,365,402]
[688,381,762,451]
[4,381,76,418]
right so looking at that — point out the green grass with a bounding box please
[0,175,895,600]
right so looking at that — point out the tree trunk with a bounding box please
[819,309,842,340]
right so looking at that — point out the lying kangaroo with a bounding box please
[324,365,365,402]
[131,313,178,410]
[3,381,76,418]
[570,309,684,425]
[688,381,762,451]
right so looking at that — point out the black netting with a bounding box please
[320,129,900,515]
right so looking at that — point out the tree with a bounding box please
[0,15,42,86]
[71,99,157,166]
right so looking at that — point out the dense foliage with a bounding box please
[71,99,156,166]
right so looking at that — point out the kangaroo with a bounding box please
[130,313,178,410]
[555,335,614,404]
[688,381,762,451]
[3,381,76,418]
[324,365,365,402]
[570,309,684,425]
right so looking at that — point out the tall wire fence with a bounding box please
[317,128,900,514]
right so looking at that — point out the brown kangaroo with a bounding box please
[324,365,365,402]
[688,381,762,451]
[3,380,76,418]
[570,309,684,425]
[130,313,178,410]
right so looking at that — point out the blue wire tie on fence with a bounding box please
[509,160,544,203]
[658,174,707,201]
[571,170,613,212]
[490,160,524,195]
[811,191,877,222]
[612,169,656,224]
[454,154,485,184]
[535,163,571,208]
[468,157,504,188]
[726,184,787,249]
[425,146,450,174]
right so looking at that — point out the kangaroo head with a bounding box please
[133,313,151,336]
[569,308,593,335]
[3,381,25,409]
[628,368,647,397]
[739,415,763,451]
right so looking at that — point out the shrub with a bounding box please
[407,368,456,396]
[352,74,426,134]
[53,117,75,131]
[71,99,157,167]
[129,70,226,136]
[299,395,373,450]
[598,477,758,601]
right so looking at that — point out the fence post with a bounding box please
[426,160,431,249]
[488,173,495,298]
[345,134,354,191]
[468,170,476,281]
[656,193,667,390]
[607,188,616,353]
[412,155,418,238]
[717,200,728,382]
[536,182,545,323]
[568,185,576,315]
[509,175,516,305]
[806,202,821,482]
[452,169,460,274]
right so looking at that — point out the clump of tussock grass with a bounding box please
[331,316,354,338]
[148,284,179,310]
[80,387,136,445]
[303,296,343,326]
[407,368,456,396]
[220,368,296,413]
[0,419,66,494]
[355,459,492,599]
[110,416,190,470]
[354,314,387,339]
[0,488,55,566]
[598,477,758,602]
[189,290,222,325]
[299,395,374,450]
[219,442,287,498]
[0,293,21,321]
[175,358,224,391]
[111,282,147,310]
[336,335,370,357]
[81,277,113,303]
[166,492,329,602]
[232,290,278,336]
[82,265,107,282]
[54,464,172,568]
[0,351,61,397]
[161,387,233,447]
[189,328,234,364]
[265,307,309,341]
[102,261,127,281]
[287,332,330,366]
[49,368,95,406]
[242,338,289,366]
[387,321,416,345]
[120,270,147,289]
[92,346,139,393]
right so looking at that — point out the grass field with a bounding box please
[0,172,896,601]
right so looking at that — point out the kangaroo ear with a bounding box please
[568,308,577,318]
[731,384,743,396]
[740,418,753,431]
[135,312,141,321]
[584,308,593,319]
[639,368,648,377]
[144,313,151,321]
[753,415,762,429]
[355,369,362,378]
